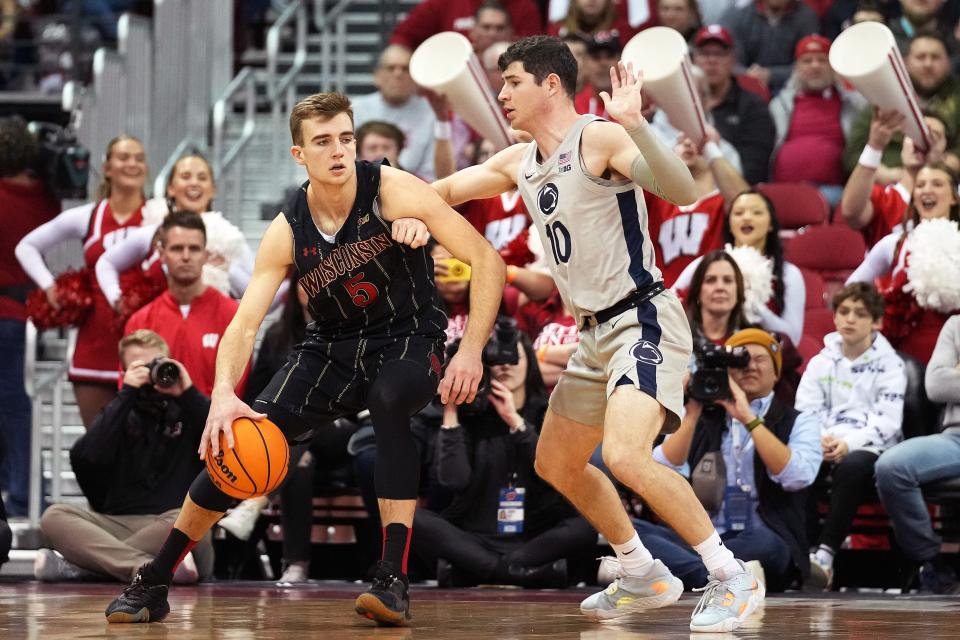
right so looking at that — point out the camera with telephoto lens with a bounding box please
[442,316,520,416]
[27,122,89,199]
[688,337,751,402]
[147,357,180,389]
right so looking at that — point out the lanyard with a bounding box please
[730,422,755,490]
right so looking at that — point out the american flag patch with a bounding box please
[558,151,572,165]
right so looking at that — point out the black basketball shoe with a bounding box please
[105,567,170,623]
[354,560,411,626]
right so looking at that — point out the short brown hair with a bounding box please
[119,329,170,364]
[832,282,885,320]
[356,120,406,153]
[159,210,206,246]
[289,92,354,146]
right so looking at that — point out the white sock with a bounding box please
[693,531,742,581]
[611,532,655,578]
[814,544,835,568]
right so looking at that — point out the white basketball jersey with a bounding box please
[517,115,663,324]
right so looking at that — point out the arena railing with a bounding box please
[267,0,308,189]
[212,66,259,222]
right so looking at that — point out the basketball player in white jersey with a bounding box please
[432,36,765,633]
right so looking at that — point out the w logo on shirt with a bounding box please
[201,333,220,349]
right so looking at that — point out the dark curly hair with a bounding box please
[0,116,38,178]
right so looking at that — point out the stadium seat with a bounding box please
[757,182,830,236]
[785,224,868,299]
[799,267,828,310]
[804,307,835,344]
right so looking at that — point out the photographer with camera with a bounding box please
[124,211,249,397]
[410,318,596,588]
[602,328,821,592]
[0,116,60,517]
[36,330,213,583]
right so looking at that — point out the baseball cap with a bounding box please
[694,25,734,49]
[725,328,782,377]
[795,34,831,59]
[586,29,622,56]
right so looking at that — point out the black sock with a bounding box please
[141,528,195,585]
[381,523,412,575]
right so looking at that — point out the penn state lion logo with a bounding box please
[630,340,663,365]
[537,183,559,215]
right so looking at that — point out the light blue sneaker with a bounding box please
[581,559,684,622]
[689,561,766,632]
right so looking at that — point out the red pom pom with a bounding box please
[25,269,95,330]
[114,267,167,331]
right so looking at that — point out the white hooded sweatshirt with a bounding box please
[795,331,906,453]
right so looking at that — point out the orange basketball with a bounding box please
[205,417,289,500]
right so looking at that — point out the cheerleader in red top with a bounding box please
[15,135,147,427]
[646,131,748,287]
[95,153,255,312]
[847,163,960,363]
[673,190,807,346]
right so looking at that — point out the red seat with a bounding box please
[756,183,830,237]
[799,267,827,310]
[797,334,822,373]
[804,307,836,344]
[785,225,867,300]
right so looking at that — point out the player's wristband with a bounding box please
[745,416,764,433]
[537,346,548,363]
[434,120,452,141]
[703,141,724,164]
[506,265,519,284]
[858,145,883,170]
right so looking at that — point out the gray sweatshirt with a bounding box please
[925,315,960,433]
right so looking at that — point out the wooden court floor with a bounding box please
[1,581,959,639]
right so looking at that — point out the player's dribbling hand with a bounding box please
[439,349,483,405]
[392,217,431,249]
[599,61,646,131]
[199,391,266,460]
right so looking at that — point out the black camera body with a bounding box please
[147,358,180,389]
[688,339,751,402]
[28,122,89,200]
[444,316,520,416]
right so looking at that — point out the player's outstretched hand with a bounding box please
[439,349,483,405]
[392,217,431,249]
[199,392,266,460]
[599,61,645,131]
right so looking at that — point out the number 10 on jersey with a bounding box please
[544,220,571,265]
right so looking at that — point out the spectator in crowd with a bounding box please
[674,190,806,346]
[719,0,819,95]
[561,33,589,94]
[412,325,597,588]
[16,134,148,428]
[795,283,906,589]
[888,0,960,61]
[95,152,256,311]
[124,211,249,397]
[468,0,514,55]
[657,0,703,43]
[769,35,868,207]
[692,25,776,184]
[876,315,960,595]
[35,330,213,583]
[607,328,821,591]
[547,0,637,40]
[846,162,960,362]
[352,45,438,180]
[457,136,529,252]
[646,128,749,287]
[574,30,621,118]
[356,120,405,168]
[389,0,541,52]
[843,34,960,180]
[0,116,59,517]
[823,0,889,40]
[683,250,751,345]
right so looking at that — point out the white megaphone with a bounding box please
[830,22,932,151]
[621,27,708,145]
[409,31,513,151]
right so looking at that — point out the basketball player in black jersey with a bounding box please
[104,93,505,626]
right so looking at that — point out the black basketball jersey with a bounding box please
[282,160,447,341]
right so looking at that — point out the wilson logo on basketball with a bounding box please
[213,452,238,483]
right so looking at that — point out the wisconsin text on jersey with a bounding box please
[298,232,393,295]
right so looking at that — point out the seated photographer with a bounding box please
[411,319,596,588]
[875,315,960,595]
[795,283,906,590]
[35,330,213,582]
[614,329,821,592]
